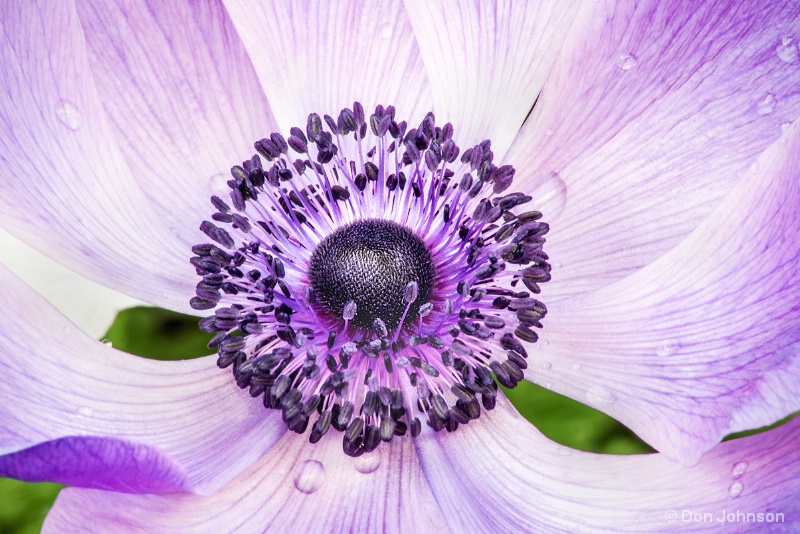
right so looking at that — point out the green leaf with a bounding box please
[102,306,213,360]
[0,478,63,534]
[503,381,654,454]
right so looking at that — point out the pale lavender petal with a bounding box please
[0,228,144,338]
[415,396,800,532]
[222,0,434,130]
[0,264,285,495]
[74,0,279,246]
[45,398,800,532]
[0,437,190,494]
[525,121,800,464]
[0,0,195,312]
[403,0,580,157]
[44,430,449,533]
[507,0,800,301]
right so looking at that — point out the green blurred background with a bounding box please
[1,306,792,533]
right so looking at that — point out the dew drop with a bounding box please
[293,460,325,494]
[656,340,681,357]
[354,450,381,474]
[55,99,82,130]
[617,53,638,71]
[101,339,113,348]
[776,36,799,64]
[756,93,777,116]
[208,172,230,198]
[77,406,94,417]
[531,171,567,219]
[541,361,552,370]
[728,481,743,498]
[731,461,748,479]
[544,128,554,137]
[585,385,615,405]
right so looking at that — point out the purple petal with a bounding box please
[507,1,800,301]
[0,0,196,312]
[0,265,285,495]
[74,0,279,252]
[404,0,581,157]
[526,121,800,464]
[221,0,434,130]
[415,397,800,532]
[43,430,448,532]
[0,437,189,494]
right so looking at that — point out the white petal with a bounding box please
[526,120,800,464]
[507,0,800,300]
[0,264,284,495]
[0,229,143,338]
[415,396,800,532]
[44,397,800,532]
[403,0,580,157]
[0,0,197,312]
[45,431,449,533]
[222,0,434,129]
[74,0,280,246]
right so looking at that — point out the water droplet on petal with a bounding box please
[544,128,554,137]
[541,361,552,370]
[532,171,567,219]
[776,36,799,63]
[728,481,743,498]
[55,99,82,130]
[293,460,325,494]
[617,53,638,70]
[354,450,381,474]
[731,461,748,479]
[101,339,113,348]
[586,385,615,405]
[77,406,94,417]
[208,172,230,197]
[756,93,777,116]
[656,340,681,357]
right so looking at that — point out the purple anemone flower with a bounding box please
[1,0,800,532]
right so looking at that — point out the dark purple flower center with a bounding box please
[309,218,435,330]
[190,102,551,457]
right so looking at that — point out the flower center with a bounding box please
[309,219,435,330]
[190,102,551,457]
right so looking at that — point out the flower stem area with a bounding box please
[0,307,785,531]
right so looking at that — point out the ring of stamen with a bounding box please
[190,102,551,456]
